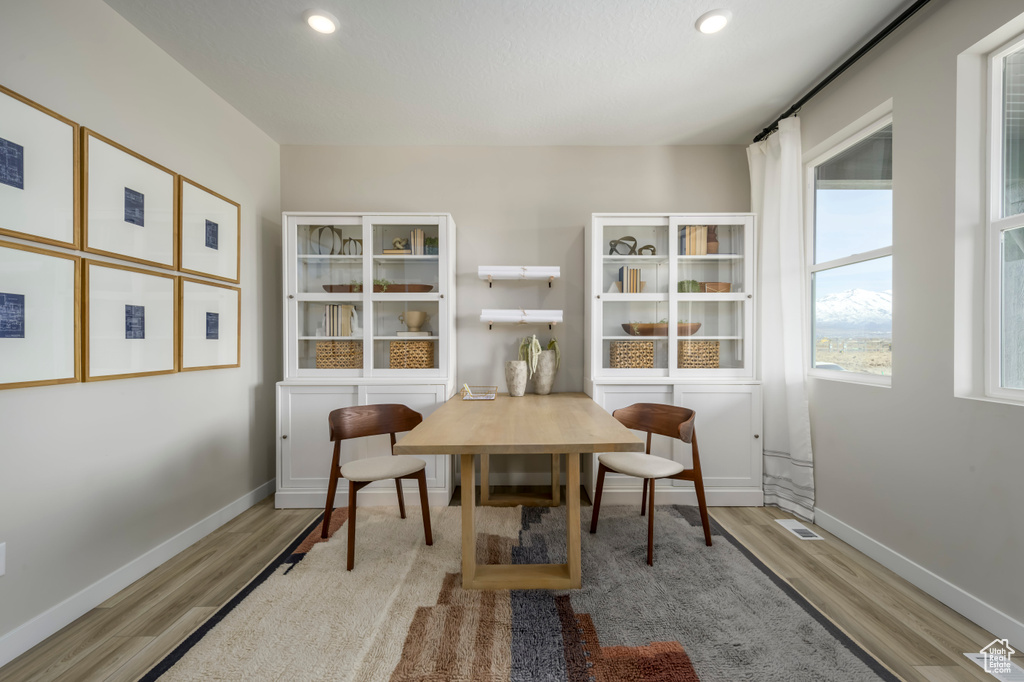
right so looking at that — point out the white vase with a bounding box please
[505,360,527,397]
[533,350,557,395]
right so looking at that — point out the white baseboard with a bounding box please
[814,508,1024,650]
[274,487,453,509]
[0,479,276,669]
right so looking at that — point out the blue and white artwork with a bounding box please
[206,311,219,340]
[124,187,145,227]
[0,137,25,190]
[205,220,219,250]
[125,304,145,339]
[0,292,26,338]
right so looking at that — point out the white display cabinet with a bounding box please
[585,213,762,507]
[276,212,457,508]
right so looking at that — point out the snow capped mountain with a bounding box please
[815,289,892,334]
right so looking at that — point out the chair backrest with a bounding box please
[612,402,696,446]
[328,404,423,444]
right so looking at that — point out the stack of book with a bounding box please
[410,228,425,255]
[679,226,719,255]
[617,266,643,293]
[323,304,354,337]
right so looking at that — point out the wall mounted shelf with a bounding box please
[478,265,560,287]
[480,308,563,330]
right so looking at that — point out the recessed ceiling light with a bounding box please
[696,9,732,34]
[304,9,339,34]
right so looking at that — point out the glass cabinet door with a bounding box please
[294,218,364,295]
[600,220,670,294]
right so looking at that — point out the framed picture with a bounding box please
[179,176,240,283]
[0,240,80,389]
[83,129,177,270]
[84,260,176,381]
[0,84,79,248]
[179,277,240,371]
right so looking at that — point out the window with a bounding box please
[989,37,1024,395]
[807,119,893,383]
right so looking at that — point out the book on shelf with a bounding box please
[396,330,430,337]
[341,304,353,337]
[382,249,411,255]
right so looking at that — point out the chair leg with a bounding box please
[347,480,358,571]
[647,478,656,566]
[415,470,433,546]
[693,474,712,547]
[322,462,340,539]
[395,479,407,519]
[640,478,648,516]
[590,462,608,533]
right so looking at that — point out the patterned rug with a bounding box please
[141,505,897,681]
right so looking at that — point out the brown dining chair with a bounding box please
[322,404,433,570]
[589,403,711,565]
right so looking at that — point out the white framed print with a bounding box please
[0,84,79,248]
[83,129,177,270]
[179,177,240,283]
[84,260,177,381]
[0,240,80,389]
[179,277,240,371]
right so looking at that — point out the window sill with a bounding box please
[954,390,1024,408]
[807,369,891,388]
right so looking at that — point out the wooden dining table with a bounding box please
[393,392,644,590]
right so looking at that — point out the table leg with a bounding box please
[480,453,490,505]
[461,453,477,587]
[566,452,581,588]
[551,453,560,506]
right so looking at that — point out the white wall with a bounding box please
[798,0,1024,641]
[282,145,749,477]
[0,0,280,658]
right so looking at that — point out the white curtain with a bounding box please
[747,116,816,521]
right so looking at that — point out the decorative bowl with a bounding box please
[621,322,701,337]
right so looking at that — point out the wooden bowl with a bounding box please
[621,322,701,336]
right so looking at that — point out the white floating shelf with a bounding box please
[481,309,563,329]
[478,265,560,287]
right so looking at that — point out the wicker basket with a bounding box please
[699,282,731,293]
[315,340,362,368]
[678,340,719,368]
[389,340,434,369]
[609,340,654,369]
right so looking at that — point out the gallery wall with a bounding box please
[0,0,280,658]
[798,0,1024,641]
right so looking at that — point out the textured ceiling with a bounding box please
[102,0,913,146]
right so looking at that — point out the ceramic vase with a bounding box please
[505,360,527,397]
[533,350,557,395]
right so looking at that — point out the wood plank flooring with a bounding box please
[0,495,998,681]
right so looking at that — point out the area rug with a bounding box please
[142,505,898,681]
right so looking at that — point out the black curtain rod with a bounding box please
[752,0,932,143]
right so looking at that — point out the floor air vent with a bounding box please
[775,519,823,540]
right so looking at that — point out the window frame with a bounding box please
[986,33,1024,400]
[805,112,894,387]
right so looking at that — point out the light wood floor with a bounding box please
[0,495,997,681]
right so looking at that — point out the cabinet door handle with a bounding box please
[440,294,444,299]
[282,435,288,439]
[747,294,752,299]
[754,434,759,439]
[596,294,601,299]
[288,295,294,299]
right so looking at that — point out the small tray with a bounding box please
[460,385,497,400]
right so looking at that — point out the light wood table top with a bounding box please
[392,392,644,456]
[395,392,643,591]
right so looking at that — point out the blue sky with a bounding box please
[814,189,892,297]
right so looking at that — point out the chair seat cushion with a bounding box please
[341,455,426,482]
[599,452,686,479]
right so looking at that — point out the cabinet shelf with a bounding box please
[373,255,439,261]
[677,254,742,261]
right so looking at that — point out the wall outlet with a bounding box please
[0,542,5,576]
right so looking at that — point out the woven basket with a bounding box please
[315,340,362,369]
[699,282,731,293]
[678,340,719,368]
[389,340,434,369]
[609,340,654,369]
